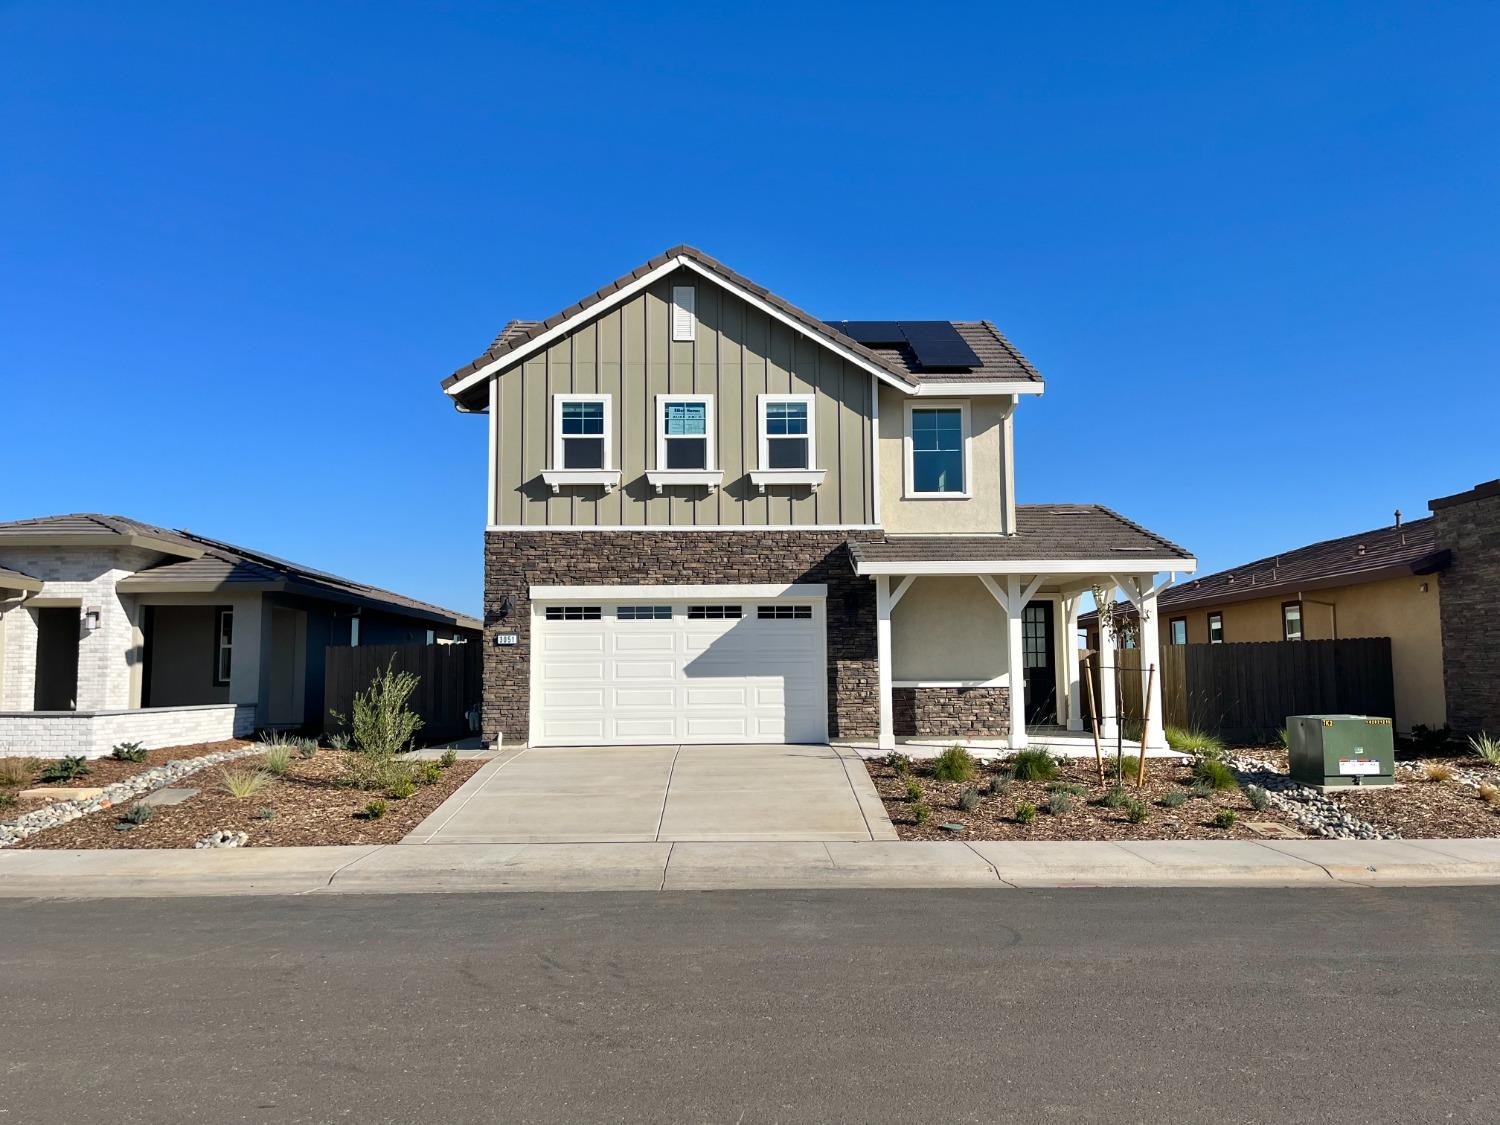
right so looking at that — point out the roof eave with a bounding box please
[0,531,204,559]
[852,557,1197,577]
[1133,555,1449,615]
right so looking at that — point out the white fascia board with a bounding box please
[487,523,882,532]
[446,255,920,402]
[853,558,1198,576]
[911,381,1044,397]
[529,583,827,601]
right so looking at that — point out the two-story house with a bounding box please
[441,247,1195,753]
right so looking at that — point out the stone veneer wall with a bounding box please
[893,686,1010,738]
[483,531,884,746]
[1431,486,1500,733]
[0,703,256,759]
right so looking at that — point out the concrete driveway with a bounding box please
[404,744,895,844]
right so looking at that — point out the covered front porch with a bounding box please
[848,529,1196,755]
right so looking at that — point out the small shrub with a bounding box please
[1045,781,1086,796]
[1120,717,1143,744]
[1188,783,1214,799]
[39,756,90,783]
[1014,801,1037,825]
[1164,727,1226,756]
[110,741,148,763]
[336,657,425,758]
[439,748,459,769]
[291,736,319,759]
[1246,785,1271,812]
[1117,754,1141,780]
[1478,782,1500,807]
[327,731,352,752]
[1469,732,1500,766]
[1101,786,1129,809]
[1213,808,1237,830]
[364,799,388,820]
[417,760,444,786]
[912,801,931,825]
[904,778,923,802]
[984,774,1010,797]
[1010,749,1056,782]
[957,787,982,812]
[120,803,155,826]
[1424,762,1456,783]
[254,806,277,820]
[218,768,272,799]
[0,792,15,809]
[884,751,912,776]
[1161,789,1189,809]
[258,730,293,747]
[1125,798,1149,824]
[932,745,978,783]
[262,745,293,776]
[1193,757,1240,792]
[0,757,34,788]
[1277,727,1289,749]
[386,773,417,800]
[1046,792,1074,816]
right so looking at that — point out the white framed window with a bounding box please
[213,607,233,686]
[1282,602,1303,642]
[903,400,971,498]
[757,394,815,470]
[1208,612,1224,644]
[350,616,360,647]
[671,285,696,341]
[552,393,612,471]
[655,394,715,471]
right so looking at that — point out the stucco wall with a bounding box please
[891,576,1008,683]
[146,604,229,707]
[876,386,1008,534]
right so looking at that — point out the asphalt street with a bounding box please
[2,887,1496,1123]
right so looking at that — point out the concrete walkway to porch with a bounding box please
[402,744,897,844]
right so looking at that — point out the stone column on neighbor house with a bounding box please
[1063,593,1084,732]
[1095,583,1119,742]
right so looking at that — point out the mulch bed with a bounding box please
[15,749,484,849]
[1238,747,1500,839]
[867,753,1304,842]
[0,740,253,820]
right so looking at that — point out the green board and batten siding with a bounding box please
[491,269,875,527]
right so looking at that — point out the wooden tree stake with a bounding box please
[1081,651,1106,784]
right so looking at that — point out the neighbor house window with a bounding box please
[1170,617,1187,646]
[213,607,233,686]
[350,617,360,647]
[426,629,436,646]
[656,395,715,471]
[1282,601,1303,641]
[1208,612,1224,644]
[905,402,969,496]
[757,394,815,470]
[552,394,611,470]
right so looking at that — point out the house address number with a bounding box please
[494,633,518,647]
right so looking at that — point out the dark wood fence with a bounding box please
[323,642,482,742]
[1087,638,1395,741]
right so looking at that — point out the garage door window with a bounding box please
[687,605,741,619]
[618,606,672,620]
[544,606,602,621]
[757,605,812,620]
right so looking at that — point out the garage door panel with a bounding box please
[532,599,826,747]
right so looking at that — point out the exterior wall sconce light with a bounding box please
[84,606,101,632]
[497,595,515,619]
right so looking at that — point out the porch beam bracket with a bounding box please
[887,575,916,612]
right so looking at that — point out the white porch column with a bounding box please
[1062,594,1083,732]
[1005,575,1028,751]
[1096,583,1119,742]
[1137,585,1165,752]
[875,575,895,751]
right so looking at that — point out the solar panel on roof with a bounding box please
[825,319,982,370]
[826,320,907,345]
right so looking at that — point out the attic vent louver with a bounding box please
[672,286,696,341]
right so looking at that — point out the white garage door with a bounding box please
[530,594,827,746]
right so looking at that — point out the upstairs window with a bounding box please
[1208,612,1224,644]
[757,394,815,470]
[905,402,969,496]
[214,607,233,686]
[553,394,611,470]
[656,395,715,471]
[1282,601,1303,642]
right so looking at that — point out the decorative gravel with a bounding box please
[0,741,259,848]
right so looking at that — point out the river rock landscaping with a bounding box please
[13,745,484,849]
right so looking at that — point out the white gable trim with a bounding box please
[445,254,920,401]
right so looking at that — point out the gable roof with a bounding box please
[1080,515,1447,623]
[0,514,480,630]
[441,245,1046,409]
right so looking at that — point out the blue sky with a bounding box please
[4,1,1496,617]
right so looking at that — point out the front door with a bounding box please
[1022,601,1057,726]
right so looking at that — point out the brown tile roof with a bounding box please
[0,514,480,630]
[1080,516,1447,622]
[0,564,41,592]
[441,246,1045,406]
[847,505,1192,567]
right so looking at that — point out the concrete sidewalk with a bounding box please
[4,837,1500,897]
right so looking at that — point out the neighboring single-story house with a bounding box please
[438,245,1196,753]
[0,514,480,757]
[1083,482,1500,735]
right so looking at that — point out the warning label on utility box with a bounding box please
[1338,757,1381,776]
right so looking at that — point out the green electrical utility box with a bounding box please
[1287,715,1396,787]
